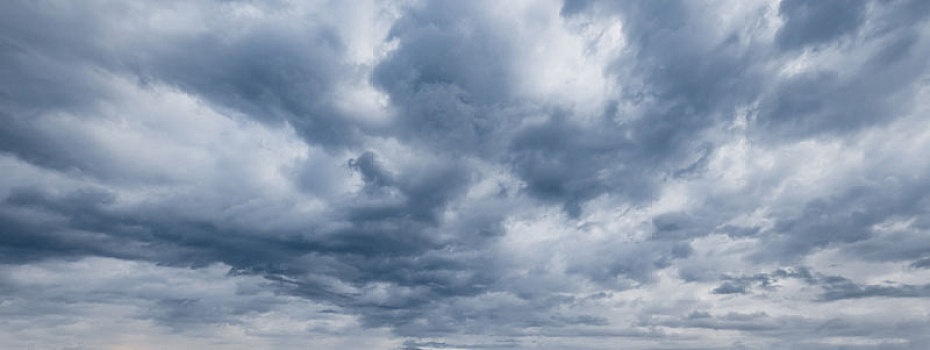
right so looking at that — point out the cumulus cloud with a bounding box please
[1,0,930,348]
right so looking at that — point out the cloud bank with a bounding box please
[1,0,930,348]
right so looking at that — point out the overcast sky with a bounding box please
[1,0,930,349]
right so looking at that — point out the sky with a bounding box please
[1,0,930,349]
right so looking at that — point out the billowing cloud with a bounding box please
[2,0,930,349]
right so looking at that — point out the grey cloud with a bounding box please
[816,276,930,302]
[656,311,788,332]
[1,0,367,159]
[757,0,930,139]
[711,268,813,295]
[374,0,764,217]
[133,25,362,148]
[515,0,766,213]
[508,115,650,216]
[841,230,930,264]
[710,267,930,302]
[652,212,709,240]
[757,178,930,262]
[402,339,520,349]
[711,282,747,295]
[775,0,868,50]
[2,0,930,348]
[909,257,930,269]
[650,310,930,349]
[371,1,520,158]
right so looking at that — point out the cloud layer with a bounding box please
[2,0,930,349]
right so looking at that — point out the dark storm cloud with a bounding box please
[373,0,767,217]
[1,157,471,268]
[370,0,522,160]
[0,185,306,269]
[756,49,928,138]
[518,0,769,215]
[2,0,930,348]
[374,1,513,107]
[0,0,368,159]
[0,0,489,309]
[774,0,868,50]
[130,23,366,148]
[508,115,652,216]
[757,0,930,139]
[0,178,503,333]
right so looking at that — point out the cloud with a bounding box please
[775,0,868,50]
[1,0,930,349]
